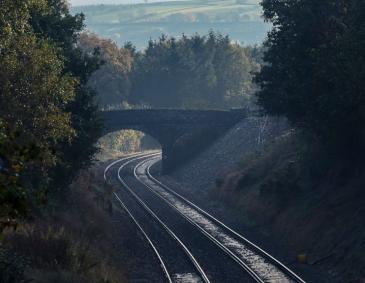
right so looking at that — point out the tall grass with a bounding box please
[2,167,127,283]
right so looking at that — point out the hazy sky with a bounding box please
[69,0,185,6]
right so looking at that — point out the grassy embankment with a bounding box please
[214,133,365,282]
[1,165,127,283]
[0,127,160,283]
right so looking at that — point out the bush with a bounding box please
[0,248,28,283]
[6,226,72,270]
[2,167,127,283]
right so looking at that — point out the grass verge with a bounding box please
[1,166,127,283]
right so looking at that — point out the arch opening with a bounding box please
[97,129,161,160]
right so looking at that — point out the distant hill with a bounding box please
[70,0,190,6]
[71,0,269,49]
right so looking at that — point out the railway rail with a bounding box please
[105,152,210,283]
[104,151,306,283]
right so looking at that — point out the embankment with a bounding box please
[158,116,365,282]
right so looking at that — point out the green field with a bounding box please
[71,0,269,49]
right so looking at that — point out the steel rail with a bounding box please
[146,155,306,283]
[117,154,211,283]
[104,152,172,283]
[137,154,306,283]
[134,157,264,283]
[103,151,160,181]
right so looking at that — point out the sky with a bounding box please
[69,0,186,6]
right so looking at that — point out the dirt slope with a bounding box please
[170,116,289,192]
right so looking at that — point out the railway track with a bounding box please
[105,152,210,283]
[104,152,306,283]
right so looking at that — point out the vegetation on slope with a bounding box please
[1,167,127,283]
[0,5,160,280]
[214,0,365,281]
[214,133,365,282]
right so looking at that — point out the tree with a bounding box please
[78,33,134,107]
[29,0,103,192]
[255,0,365,158]
[0,0,77,229]
[131,32,259,109]
[0,0,104,229]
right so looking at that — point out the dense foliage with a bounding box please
[78,33,134,108]
[78,32,261,110]
[256,0,365,159]
[131,33,260,109]
[0,0,102,230]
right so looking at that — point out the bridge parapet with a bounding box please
[102,109,245,127]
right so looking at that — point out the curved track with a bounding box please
[104,152,306,283]
[105,152,211,283]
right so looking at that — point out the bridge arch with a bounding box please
[101,109,246,172]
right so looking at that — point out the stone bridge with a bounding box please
[102,109,246,173]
